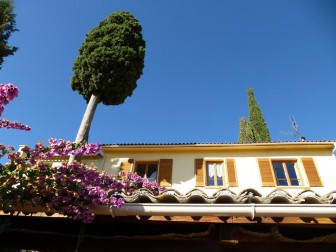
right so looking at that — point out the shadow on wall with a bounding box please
[104,158,122,174]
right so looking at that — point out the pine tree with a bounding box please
[0,0,18,69]
[247,88,271,142]
[238,117,254,143]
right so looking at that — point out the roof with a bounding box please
[101,141,336,152]
[120,188,336,205]
[102,140,335,146]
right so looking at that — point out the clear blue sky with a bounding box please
[1,0,336,149]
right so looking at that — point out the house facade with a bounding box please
[97,141,336,200]
[2,141,336,251]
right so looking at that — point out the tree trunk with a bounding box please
[68,93,101,164]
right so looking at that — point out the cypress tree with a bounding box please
[238,117,254,143]
[247,88,271,142]
[69,11,145,164]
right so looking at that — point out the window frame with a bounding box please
[134,161,159,182]
[271,160,302,187]
[205,160,225,187]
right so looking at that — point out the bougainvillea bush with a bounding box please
[0,139,163,223]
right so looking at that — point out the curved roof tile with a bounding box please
[121,188,336,205]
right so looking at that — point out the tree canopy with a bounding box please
[0,0,18,69]
[247,88,271,142]
[71,11,146,106]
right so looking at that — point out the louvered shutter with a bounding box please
[301,158,323,187]
[258,158,276,186]
[119,159,134,174]
[158,159,173,187]
[195,159,205,186]
[226,159,238,187]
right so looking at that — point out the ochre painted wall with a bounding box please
[97,143,336,197]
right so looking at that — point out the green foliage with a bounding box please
[0,0,18,69]
[247,88,271,142]
[238,117,254,144]
[71,11,146,105]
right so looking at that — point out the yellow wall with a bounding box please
[97,143,336,197]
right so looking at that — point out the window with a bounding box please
[121,159,173,186]
[135,162,158,182]
[206,161,224,186]
[259,158,322,187]
[195,159,238,187]
[272,161,301,186]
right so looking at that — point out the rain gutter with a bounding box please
[92,203,336,219]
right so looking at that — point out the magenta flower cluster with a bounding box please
[0,83,18,116]
[0,139,163,223]
[35,138,101,159]
[0,83,31,131]
[0,119,31,131]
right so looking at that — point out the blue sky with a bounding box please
[0,0,336,149]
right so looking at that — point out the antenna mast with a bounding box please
[280,116,305,141]
[290,116,300,138]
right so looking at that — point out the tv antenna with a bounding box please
[280,116,305,141]
[290,116,300,137]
